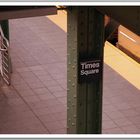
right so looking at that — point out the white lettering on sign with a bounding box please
[80,61,100,76]
[81,69,99,76]
[81,62,100,69]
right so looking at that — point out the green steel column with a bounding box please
[67,7,104,134]
[0,20,9,40]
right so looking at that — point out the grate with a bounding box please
[0,26,11,85]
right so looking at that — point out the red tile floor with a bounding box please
[0,16,140,134]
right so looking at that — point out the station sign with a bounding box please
[78,59,102,83]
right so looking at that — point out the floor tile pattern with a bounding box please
[0,16,139,134]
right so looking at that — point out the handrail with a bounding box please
[0,25,11,86]
[0,26,9,52]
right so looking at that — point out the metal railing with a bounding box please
[0,26,11,86]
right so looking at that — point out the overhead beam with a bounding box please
[0,6,57,20]
[97,6,140,36]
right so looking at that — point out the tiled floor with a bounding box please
[0,14,140,134]
[0,17,67,134]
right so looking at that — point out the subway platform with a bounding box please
[0,11,140,134]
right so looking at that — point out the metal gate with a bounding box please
[0,26,11,85]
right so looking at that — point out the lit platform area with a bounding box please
[0,11,140,134]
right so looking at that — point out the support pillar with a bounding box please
[67,7,104,134]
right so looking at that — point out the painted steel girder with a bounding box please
[97,6,140,36]
[0,6,57,20]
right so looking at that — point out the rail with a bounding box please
[0,26,11,85]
